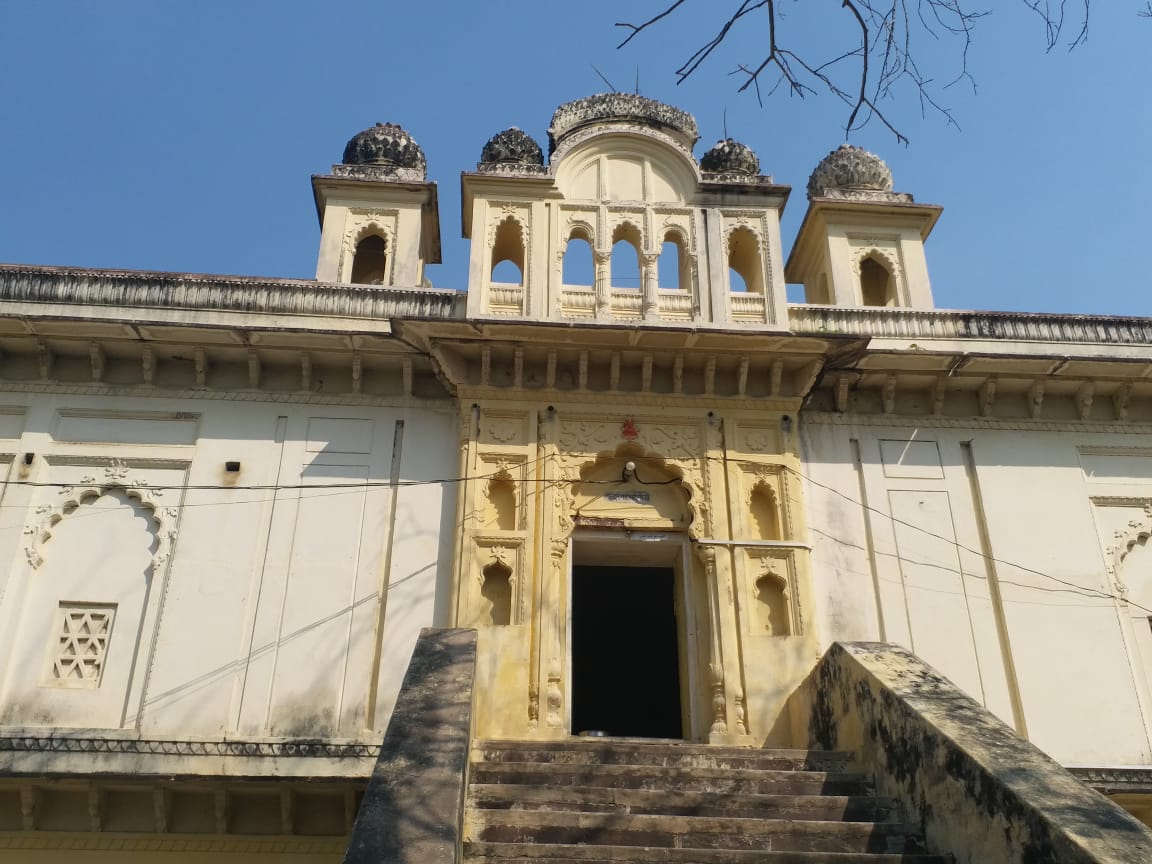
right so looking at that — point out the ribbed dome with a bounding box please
[342,123,427,177]
[807,144,893,198]
[700,138,760,175]
[548,93,699,155]
[480,127,544,166]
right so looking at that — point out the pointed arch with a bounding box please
[727,226,765,294]
[350,230,388,285]
[490,216,526,285]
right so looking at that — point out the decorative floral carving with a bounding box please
[480,128,544,167]
[548,93,699,155]
[807,144,893,199]
[700,139,760,176]
[23,466,179,573]
[1105,504,1152,595]
[342,122,427,178]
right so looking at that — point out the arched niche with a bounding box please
[5,484,171,728]
[350,233,388,285]
[484,473,518,531]
[859,253,896,307]
[749,483,782,541]
[750,557,791,636]
[480,560,513,627]
[727,226,765,294]
[490,216,525,285]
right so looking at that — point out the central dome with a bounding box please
[548,93,699,155]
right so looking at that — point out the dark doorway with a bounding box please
[571,565,683,739]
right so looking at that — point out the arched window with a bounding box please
[659,233,690,290]
[562,231,594,286]
[860,255,894,306]
[611,223,642,290]
[490,217,525,285]
[728,227,764,294]
[350,234,387,285]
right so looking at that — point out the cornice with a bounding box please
[802,411,1152,435]
[788,304,1152,347]
[0,835,346,853]
[456,386,803,411]
[0,381,454,410]
[1069,766,1152,795]
[0,264,465,323]
[0,733,378,760]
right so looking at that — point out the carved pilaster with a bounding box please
[545,537,568,729]
[642,253,660,321]
[696,545,728,735]
[594,251,611,319]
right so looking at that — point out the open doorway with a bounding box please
[570,565,683,739]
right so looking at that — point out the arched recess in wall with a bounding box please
[659,230,691,291]
[484,473,517,531]
[749,482,782,541]
[490,216,525,285]
[351,233,388,285]
[727,226,765,294]
[611,223,643,290]
[480,560,513,626]
[562,227,594,286]
[752,559,791,636]
[859,253,896,307]
[5,487,166,727]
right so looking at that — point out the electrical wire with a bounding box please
[3,449,1148,615]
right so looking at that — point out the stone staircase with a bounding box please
[463,739,951,863]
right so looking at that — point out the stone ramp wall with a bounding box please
[807,641,1152,864]
[344,628,477,864]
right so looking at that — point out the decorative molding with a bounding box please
[0,734,379,758]
[22,460,179,571]
[1069,766,1152,795]
[803,411,1152,435]
[0,264,464,322]
[1103,504,1152,595]
[788,303,1152,345]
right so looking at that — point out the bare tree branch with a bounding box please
[615,0,1123,142]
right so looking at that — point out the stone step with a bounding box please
[466,810,925,855]
[465,843,951,864]
[475,740,855,772]
[470,762,873,797]
[469,783,898,822]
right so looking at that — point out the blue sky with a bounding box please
[1,1,1149,315]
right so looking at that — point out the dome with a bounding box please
[341,123,427,177]
[480,127,544,166]
[807,144,893,198]
[700,139,760,175]
[548,93,699,155]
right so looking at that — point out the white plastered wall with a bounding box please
[802,418,1152,766]
[0,392,456,742]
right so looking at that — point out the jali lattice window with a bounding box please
[46,603,116,688]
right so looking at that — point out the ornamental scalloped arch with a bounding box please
[558,441,708,541]
[24,473,178,572]
[850,245,903,283]
[1107,504,1152,596]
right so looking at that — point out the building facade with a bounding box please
[2,94,1152,857]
